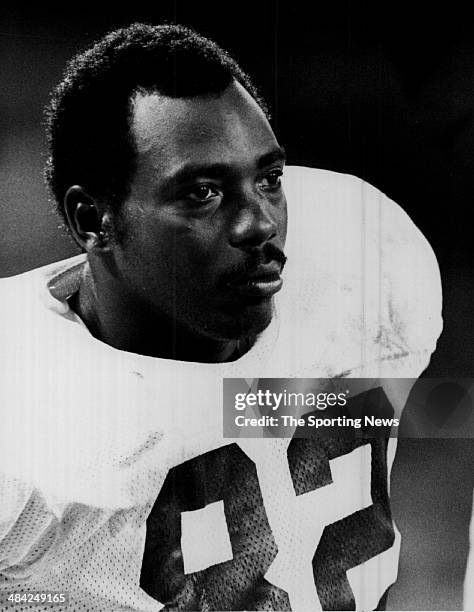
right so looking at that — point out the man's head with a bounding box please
[45,23,270,218]
[45,23,287,352]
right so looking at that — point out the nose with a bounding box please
[228,191,278,249]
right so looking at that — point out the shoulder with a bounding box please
[0,254,181,509]
[0,255,86,363]
[279,166,443,377]
[0,254,86,316]
[283,165,437,266]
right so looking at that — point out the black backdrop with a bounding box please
[1,2,473,609]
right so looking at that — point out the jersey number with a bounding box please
[140,389,396,610]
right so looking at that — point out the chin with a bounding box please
[213,300,275,341]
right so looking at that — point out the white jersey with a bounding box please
[464,500,474,609]
[0,167,442,611]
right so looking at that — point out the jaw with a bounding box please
[203,297,275,342]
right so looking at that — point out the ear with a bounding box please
[64,185,112,252]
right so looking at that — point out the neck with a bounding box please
[70,259,246,363]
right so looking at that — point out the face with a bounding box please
[109,81,287,342]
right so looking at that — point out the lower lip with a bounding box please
[227,277,283,298]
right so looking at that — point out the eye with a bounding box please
[259,168,284,191]
[184,184,220,203]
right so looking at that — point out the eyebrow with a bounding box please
[161,146,287,190]
[257,146,287,169]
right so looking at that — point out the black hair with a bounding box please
[45,22,269,225]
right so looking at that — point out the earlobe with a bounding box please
[64,185,108,251]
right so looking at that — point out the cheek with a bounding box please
[169,218,224,269]
[115,204,225,279]
[278,197,288,245]
[136,223,220,284]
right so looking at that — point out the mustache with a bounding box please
[219,244,287,285]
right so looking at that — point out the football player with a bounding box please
[0,23,442,611]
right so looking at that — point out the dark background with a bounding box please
[1,2,473,609]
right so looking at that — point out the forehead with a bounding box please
[130,81,278,171]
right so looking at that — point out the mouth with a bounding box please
[225,264,284,298]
